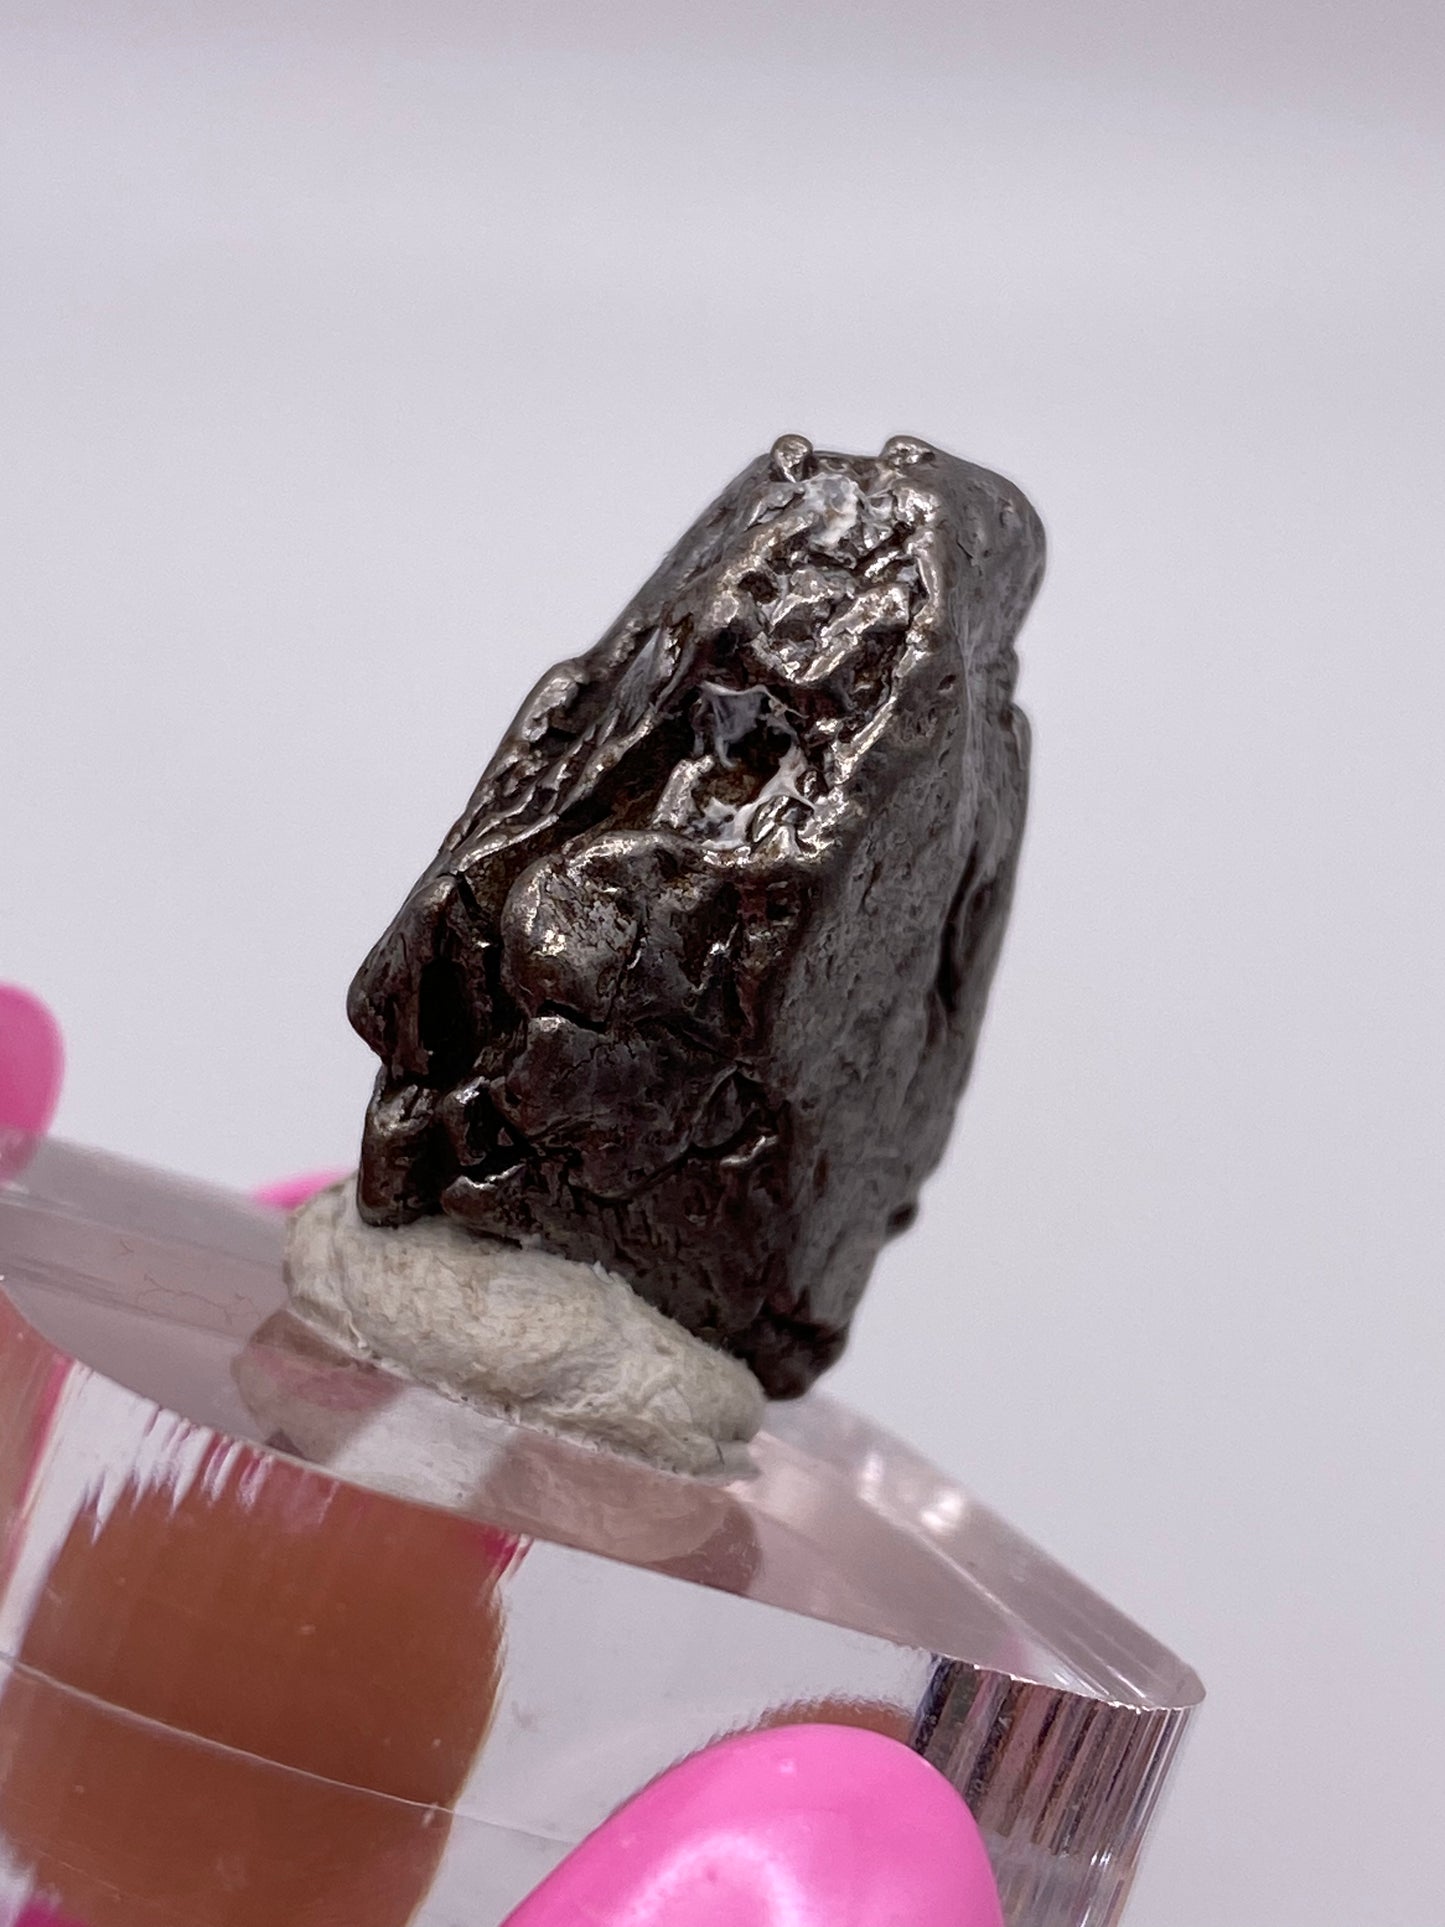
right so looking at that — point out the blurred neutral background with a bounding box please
[3,4,1442,1921]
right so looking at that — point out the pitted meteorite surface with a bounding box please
[349,436,1043,1397]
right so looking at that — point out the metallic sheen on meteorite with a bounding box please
[349,435,1043,1397]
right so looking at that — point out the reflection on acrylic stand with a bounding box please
[0,992,1200,1926]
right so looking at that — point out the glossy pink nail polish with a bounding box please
[0,986,63,1138]
[502,1723,1004,1927]
[252,1169,350,1211]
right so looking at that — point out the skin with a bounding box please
[0,1106,517,1927]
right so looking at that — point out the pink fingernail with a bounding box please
[0,984,65,1140]
[503,1722,1003,1927]
[252,1168,351,1211]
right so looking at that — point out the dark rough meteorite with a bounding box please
[348,435,1043,1397]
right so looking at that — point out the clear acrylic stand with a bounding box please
[0,1138,1200,1927]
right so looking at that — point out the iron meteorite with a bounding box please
[349,434,1043,1397]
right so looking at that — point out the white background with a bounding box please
[3,5,1442,1921]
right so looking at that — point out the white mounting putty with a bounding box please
[284,1181,766,1477]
